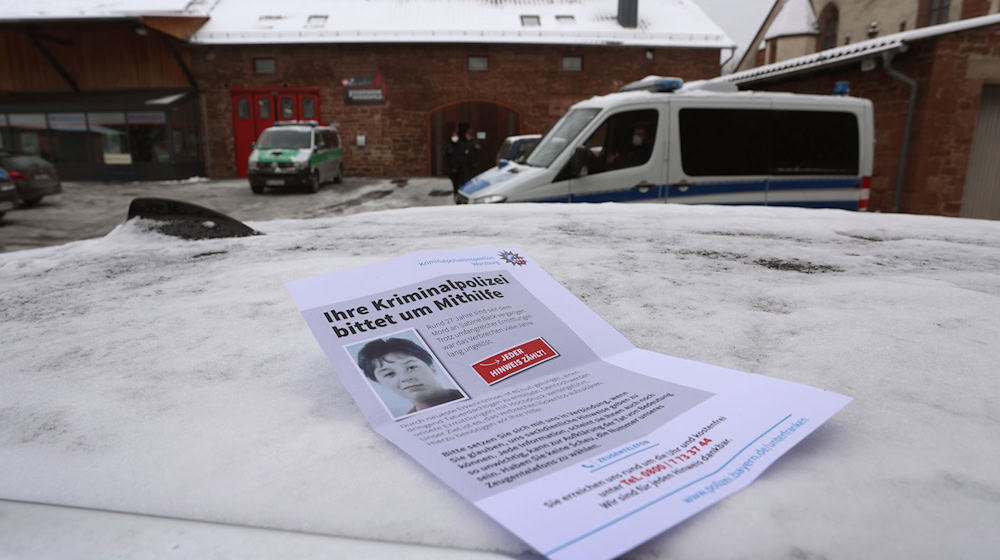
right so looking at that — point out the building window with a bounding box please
[280,97,295,119]
[468,56,489,72]
[127,111,169,163]
[520,15,541,27]
[306,15,328,28]
[561,56,583,71]
[919,0,951,27]
[816,4,839,51]
[257,97,271,119]
[555,15,575,24]
[236,98,250,119]
[302,97,316,119]
[9,113,48,155]
[253,58,276,74]
[89,112,130,163]
[48,113,89,163]
[0,115,8,152]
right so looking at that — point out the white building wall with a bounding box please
[814,0,921,46]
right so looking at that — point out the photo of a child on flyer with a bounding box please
[354,331,466,418]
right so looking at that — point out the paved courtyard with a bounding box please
[0,176,455,253]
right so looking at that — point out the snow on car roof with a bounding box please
[2,203,999,557]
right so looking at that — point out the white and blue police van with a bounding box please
[456,77,873,210]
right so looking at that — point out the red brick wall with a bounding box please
[744,25,1000,216]
[961,0,993,19]
[192,43,719,177]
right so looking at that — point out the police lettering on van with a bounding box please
[248,121,343,194]
[456,77,873,210]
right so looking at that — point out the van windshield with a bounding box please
[524,108,600,168]
[256,129,311,149]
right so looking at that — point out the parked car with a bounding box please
[247,121,344,194]
[0,153,62,206]
[0,167,20,220]
[495,134,541,166]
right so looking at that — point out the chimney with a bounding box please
[618,0,638,28]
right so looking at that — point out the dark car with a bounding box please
[0,167,20,220]
[0,153,62,206]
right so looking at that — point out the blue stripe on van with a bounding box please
[767,178,859,190]
[570,185,663,203]
[766,199,859,210]
[670,181,767,195]
[668,180,767,199]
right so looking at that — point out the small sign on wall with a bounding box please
[342,73,387,105]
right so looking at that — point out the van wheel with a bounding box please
[308,171,320,193]
[334,163,343,184]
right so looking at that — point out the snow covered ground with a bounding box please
[2,202,999,558]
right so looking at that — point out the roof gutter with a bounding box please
[881,48,917,213]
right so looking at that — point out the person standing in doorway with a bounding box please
[445,123,481,197]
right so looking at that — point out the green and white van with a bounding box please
[248,121,343,194]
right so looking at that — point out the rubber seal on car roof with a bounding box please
[126,198,262,240]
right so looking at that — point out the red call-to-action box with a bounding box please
[472,337,559,385]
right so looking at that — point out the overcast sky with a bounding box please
[695,0,775,67]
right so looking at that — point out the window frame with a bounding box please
[468,56,489,72]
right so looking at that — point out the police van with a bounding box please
[248,121,343,194]
[457,77,873,210]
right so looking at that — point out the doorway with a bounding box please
[429,101,522,176]
[231,88,320,177]
[961,85,1000,219]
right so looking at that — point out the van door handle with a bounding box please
[674,180,691,192]
[635,181,655,193]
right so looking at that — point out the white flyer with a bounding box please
[287,248,851,560]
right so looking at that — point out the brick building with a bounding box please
[722,2,1000,219]
[0,0,731,181]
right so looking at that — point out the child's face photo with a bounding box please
[370,351,445,404]
[350,329,468,418]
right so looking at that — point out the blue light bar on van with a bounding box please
[620,76,684,93]
[275,120,320,127]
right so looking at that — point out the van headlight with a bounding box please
[471,194,507,204]
[294,161,309,170]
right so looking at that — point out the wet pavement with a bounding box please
[0,176,455,253]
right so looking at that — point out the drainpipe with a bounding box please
[881,48,917,213]
[720,46,738,70]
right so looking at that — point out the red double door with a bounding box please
[231,89,320,177]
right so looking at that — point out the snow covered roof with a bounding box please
[1,0,733,48]
[726,12,1000,84]
[0,0,199,20]
[763,0,817,40]
[190,0,733,48]
[2,201,999,557]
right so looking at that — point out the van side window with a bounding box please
[581,109,658,175]
[772,111,858,174]
[679,109,859,176]
[679,109,769,176]
[324,130,340,148]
